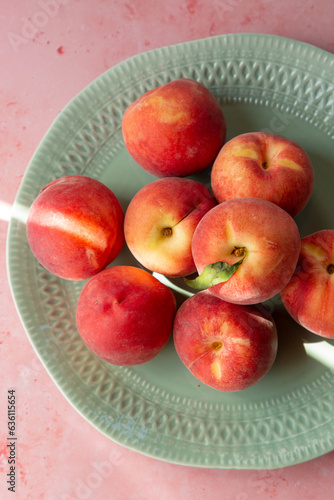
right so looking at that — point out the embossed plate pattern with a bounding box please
[7,34,334,469]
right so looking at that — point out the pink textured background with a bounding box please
[1,1,334,499]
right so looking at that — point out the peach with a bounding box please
[173,291,278,391]
[211,132,314,217]
[281,230,334,338]
[76,266,176,366]
[122,78,226,177]
[26,175,124,280]
[187,197,301,305]
[124,177,217,277]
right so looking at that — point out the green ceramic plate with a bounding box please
[7,33,334,469]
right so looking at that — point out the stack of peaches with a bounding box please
[26,79,334,392]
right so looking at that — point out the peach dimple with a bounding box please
[211,358,222,380]
[145,94,191,124]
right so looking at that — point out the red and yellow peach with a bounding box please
[124,177,217,277]
[26,175,124,280]
[122,78,226,177]
[173,291,278,391]
[189,197,301,305]
[281,230,334,338]
[76,266,176,366]
[211,132,314,217]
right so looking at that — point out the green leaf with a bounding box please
[184,260,243,290]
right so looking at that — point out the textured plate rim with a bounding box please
[6,33,334,469]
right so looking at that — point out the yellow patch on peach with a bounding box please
[140,223,193,274]
[85,248,99,268]
[145,215,176,246]
[144,94,190,124]
[211,358,222,380]
[278,158,304,171]
[233,148,259,159]
[302,242,327,261]
[225,220,236,244]
[229,337,251,348]
[201,318,228,339]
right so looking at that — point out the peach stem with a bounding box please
[231,246,246,258]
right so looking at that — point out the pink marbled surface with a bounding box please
[1,1,334,499]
